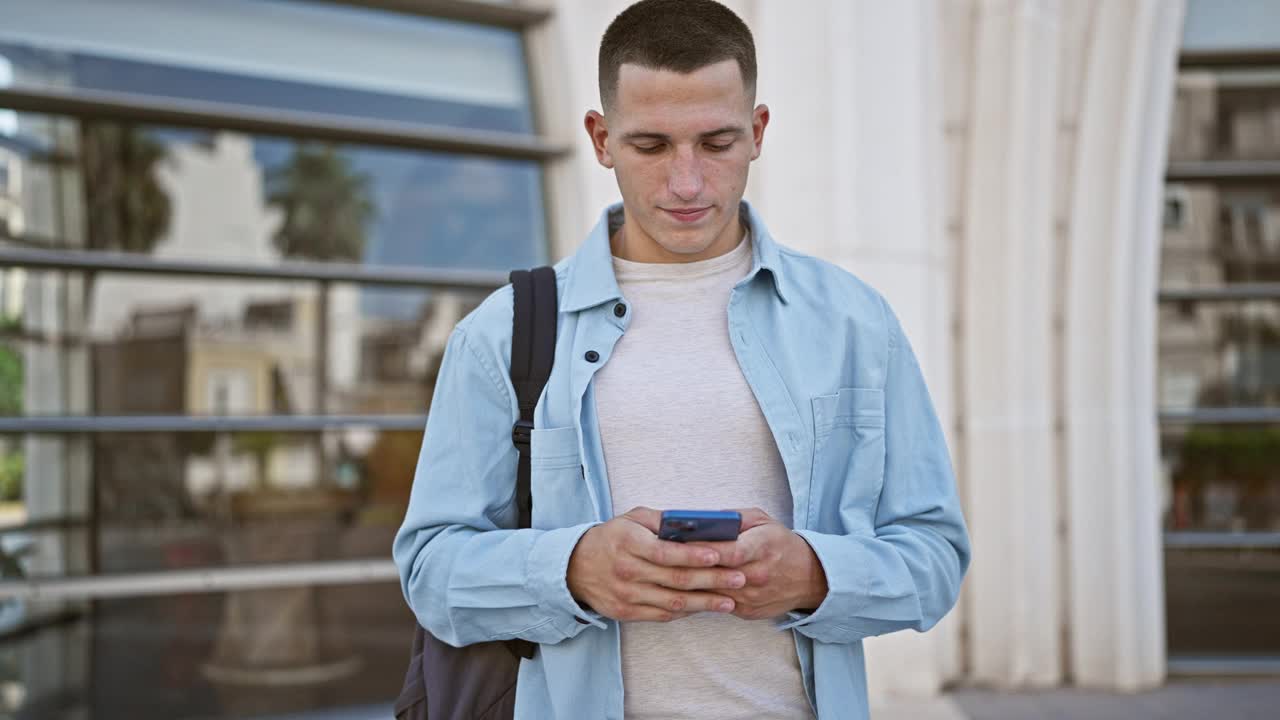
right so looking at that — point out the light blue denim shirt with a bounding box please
[393,201,971,719]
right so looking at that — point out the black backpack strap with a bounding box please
[506,265,557,660]
[508,266,557,529]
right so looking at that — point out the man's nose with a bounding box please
[667,149,704,201]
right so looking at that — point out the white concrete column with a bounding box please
[1060,0,1184,690]
[959,0,1063,688]
[529,0,625,258]
[937,0,978,689]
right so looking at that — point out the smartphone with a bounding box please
[658,510,742,543]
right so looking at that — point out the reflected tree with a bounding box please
[267,144,375,261]
[0,341,19,416]
[80,123,172,253]
[0,342,21,502]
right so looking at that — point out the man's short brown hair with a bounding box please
[598,0,757,111]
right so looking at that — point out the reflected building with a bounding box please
[0,145,24,240]
[0,1,512,713]
[1160,69,1280,538]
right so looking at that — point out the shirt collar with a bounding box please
[559,199,789,313]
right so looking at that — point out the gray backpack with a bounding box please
[394,266,557,720]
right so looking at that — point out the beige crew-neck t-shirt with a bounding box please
[591,225,813,719]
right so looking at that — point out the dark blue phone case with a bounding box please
[658,510,742,542]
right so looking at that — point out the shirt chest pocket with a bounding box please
[810,387,886,533]
[529,426,593,528]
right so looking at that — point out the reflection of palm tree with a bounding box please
[267,145,375,262]
[80,123,172,253]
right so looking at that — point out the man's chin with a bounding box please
[653,233,723,258]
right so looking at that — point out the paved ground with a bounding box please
[875,679,1280,720]
[246,679,1280,719]
[873,695,970,720]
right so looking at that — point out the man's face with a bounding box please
[585,59,769,262]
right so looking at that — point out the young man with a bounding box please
[393,1,970,717]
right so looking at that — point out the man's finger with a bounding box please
[738,559,772,587]
[633,535,720,567]
[621,506,662,534]
[625,585,736,615]
[732,507,773,530]
[700,527,766,567]
[641,564,746,592]
[616,605,695,623]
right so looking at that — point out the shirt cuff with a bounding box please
[527,522,608,634]
[776,529,868,633]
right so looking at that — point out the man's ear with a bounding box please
[584,110,614,169]
[750,104,770,161]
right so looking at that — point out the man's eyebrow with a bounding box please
[698,125,746,139]
[621,131,671,142]
[620,126,747,142]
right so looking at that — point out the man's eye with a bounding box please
[634,145,664,154]
[704,143,733,152]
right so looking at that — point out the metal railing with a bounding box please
[0,560,400,601]
[1166,159,1280,183]
[1158,407,1280,425]
[314,0,551,28]
[0,414,428,434]
[0,86,568,161]
[1158,284,1280,303]
[0,244,510,290]
[1164,532,1280,549]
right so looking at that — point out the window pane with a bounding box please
[1157,300,1280,410]
[1166,548,1280,656]
[345,286,486,414]
[0,271,319,417]
[0,0,534,134]
[1161,425,1280,533]
[1168,68,1280,163]
[1160,183,1280,286]
[1,429,422,579]
[0,272,500,418]
[2,112,547,268]
[0,582,410,718]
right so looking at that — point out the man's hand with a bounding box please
[701,508,829,621]
[566,506,746,622]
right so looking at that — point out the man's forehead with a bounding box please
[610,60,751,128]
[614,60,747,105]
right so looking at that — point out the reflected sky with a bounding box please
[1184,0,1280,51]
[0,41,533,135]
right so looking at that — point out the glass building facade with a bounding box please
[1160,0,1280,664]
[0,1,557,716]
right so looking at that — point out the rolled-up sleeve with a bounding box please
[392,324,604,648]
[780,299,970,644]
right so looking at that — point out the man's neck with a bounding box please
[610,205,746,264]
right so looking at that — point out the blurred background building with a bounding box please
[0,0,1274,718]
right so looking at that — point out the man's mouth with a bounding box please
[662,206,712,223]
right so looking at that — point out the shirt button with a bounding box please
[614,303,627,318]
[584,350,600,363]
